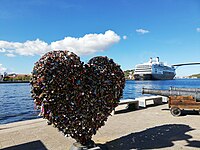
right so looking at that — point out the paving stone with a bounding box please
[1,139,15,148]
[1,104,200,149]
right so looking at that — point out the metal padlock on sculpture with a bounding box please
[31,50,125,149]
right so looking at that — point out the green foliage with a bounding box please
[3,75,32,81]
[3,77,9,81]
[189,74,200,78]
[124,69,134,80]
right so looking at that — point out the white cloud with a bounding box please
[0,30,120,56]
[0,64,7,73]
[197,28,200,32]
[51,30,120,55]
[123,35,127,40]
[0,39,50,56]
[136,28,150,34]
[5,53,16,57]
[0,48,6,53]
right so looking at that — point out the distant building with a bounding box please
[0,73,3,81]
[7,73,17,77]
[4,72,7,77]
[128,72,133,80]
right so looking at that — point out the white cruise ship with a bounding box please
[134,57,176,80]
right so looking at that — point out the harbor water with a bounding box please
[1,79,200,125]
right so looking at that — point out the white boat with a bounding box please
[134,57,176,80]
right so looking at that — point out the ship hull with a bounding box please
[134,74,152,80]
[134,73,175,80]
[152,74,175,80]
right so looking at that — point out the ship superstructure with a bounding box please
[134,57,176,80]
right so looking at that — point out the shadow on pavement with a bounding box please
[104,124,200,150]
[2,140,47,150]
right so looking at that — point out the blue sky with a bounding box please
[0,0,200,76]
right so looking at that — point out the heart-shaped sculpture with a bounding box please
[31,50,125,146]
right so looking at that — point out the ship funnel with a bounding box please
[156,57,159,63]
[149,57,153,63]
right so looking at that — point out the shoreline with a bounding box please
[0,81,30,84]
[1,104,200,149]
[0,78,199,84]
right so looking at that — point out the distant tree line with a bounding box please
[3,74,32,81]
[124,69,134,80]
[189,74,200,78]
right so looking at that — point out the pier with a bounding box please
[1,104,200,150]
[114,96,168,114]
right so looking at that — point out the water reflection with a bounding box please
[122,79,200,99]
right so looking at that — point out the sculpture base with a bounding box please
[70,142,101,150]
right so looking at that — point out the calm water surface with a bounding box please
[0,83,40,124]
[124,79,200,99]
[1,79,200,124]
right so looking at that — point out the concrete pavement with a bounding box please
[1,104,200,150]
